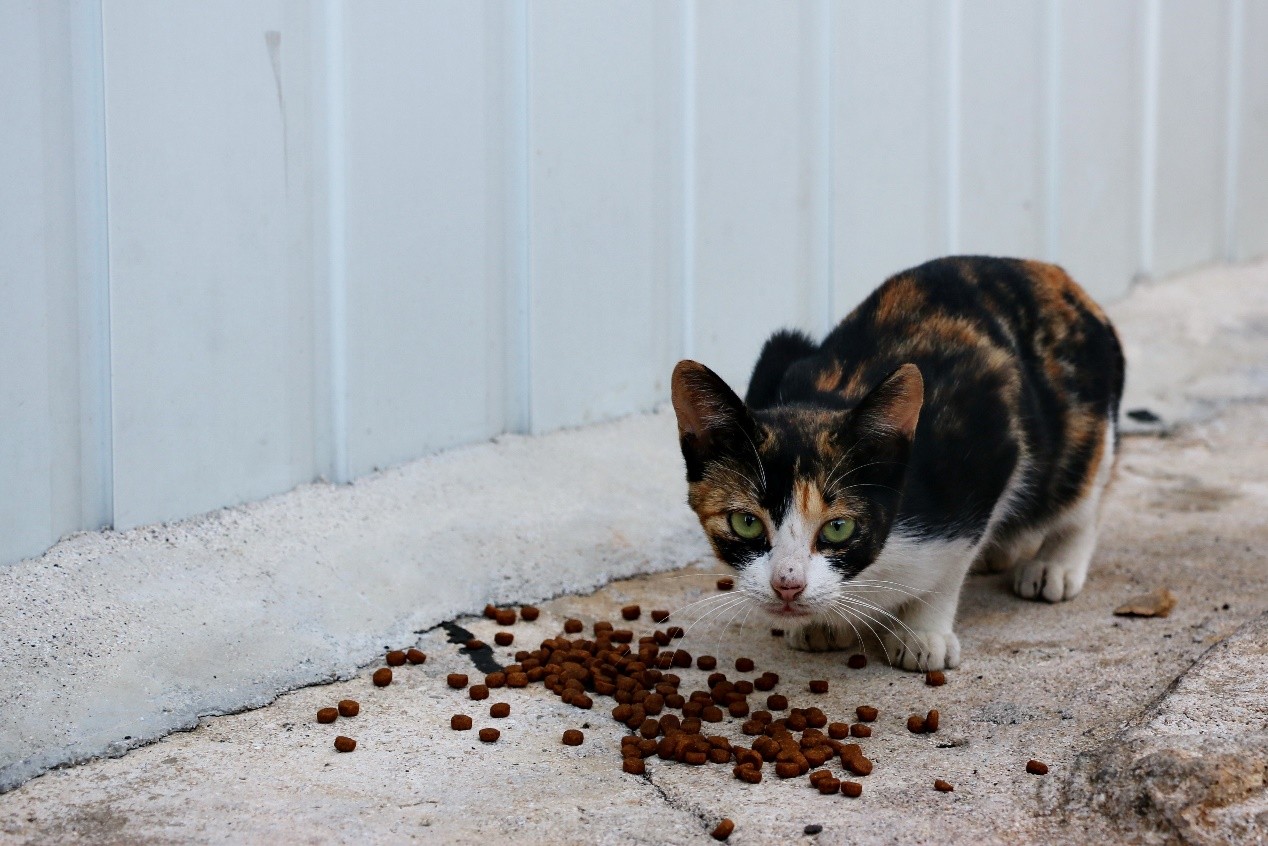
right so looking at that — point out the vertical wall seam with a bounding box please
[324,0,348,482]
[1223,0,1244,261]
[1043,0,1061,263]
[1138,0,1161,279]
[820,0,834,333]
[507,0,532,434]
[680,0,696,361]
[946,0,961,254]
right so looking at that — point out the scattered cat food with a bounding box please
[925,709,940,733]
[717,578,734,591]
[809,679,829,694]
[317,707,338,724]
[506,672,529,688]
[850,724,871,738]
[651,609,670,623]
[478,728,500,743]
[817,778,841,795]
[841,781,863,798]
[771,628,785,637]
[711,818,735,841]
[1026,759,1049,775]
[844,755,873,776]
[804,824,824,835]
[907,714,926,733]
[735,657,755,673]
[450,714,472,731]
[372,668,393,687]
[925,670,946,686]
[520,605,540,621]
[447,673,469,689]
[621,605,641,620]
[406,648,427,664]
[1114,587,1178,618]
[856,706,878,722]
[562,729,584,746]
[333,736,356,753]
[495,609,517,626]
[490,702,510,718]
[469,684,490,701]
[667,626,685,639]
[385,649,407,666]
[485,671,506,688]
[767,694,789,710]
[465,639,486,651]
[734,764,762,784]
[934,779,954,792]
[564,619,584,634]
[623,757,646,775]
[697,655,718,671]
[847,654,868,669]
[338,699,360,718]
[483,603,499,619]
[494,632,514,647]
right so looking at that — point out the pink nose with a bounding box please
[772,582,805,602]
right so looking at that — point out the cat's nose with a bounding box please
[772,581,805,602]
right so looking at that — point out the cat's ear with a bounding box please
[850,363,924,441]
[671,360,755,477]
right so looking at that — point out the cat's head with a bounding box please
[670,360,923,621]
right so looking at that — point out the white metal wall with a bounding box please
[3,0,1267,567]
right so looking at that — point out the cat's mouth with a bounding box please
[770,602,814,618]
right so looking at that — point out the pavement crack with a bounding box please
[640,766,717,835]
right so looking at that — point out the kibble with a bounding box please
[465,639,486,651]
[1026,759,1049,775]
[847,654,868,669]
[495,609,517,626]
[817,777,841,795]
[651,609,670,623]
[338,699,360,718]
[711,818,735,841]
[478,728,500,743]
[562,729,584,746]
[623,757,646,775]
[373,668,393,687]
[450,714,472,731]
[775,761,802,779]
[490,702,510,718]
[564,619,583,634]
[334,736,356,752]
[494,632,514,647]
[485,672,506,688]
[844,754,873,776]
[696,655,717,671]
[850,724,872,738]
[317,707,338,724]
[828,722,850,740]
[716,578,734,591]
[841,780,863,798]
[767,694,788,710]
[934,779,954,792]
[856,705,877,722]
[506,672,528,687]
[469,684,490,701]
[733,764,762,784]
[621,605,641,621]
[925,709,940,733]
[804,824,824,835]
[447,673,468,689]
[520,605,540,621]
[735,657,755,673]
[667,626,685,639]
[385,649,406,666]
[809,679,829,694]
[406,648,427,664]
[483,603,499,619]
[925,670,946,686]
[907,714,925,733]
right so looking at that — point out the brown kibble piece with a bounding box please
[733,764,762,784]
[506,672,528,688]
[925,670,946,686]
[494,632,514,647]
[623,757,646,775]
[469,684,490,701]
[1114,586,1178,618]
[446,673,468,689]
[495,609,516,626]
[564,618,583,634]
[667,626,685,639]
[701,705,724,723]
[770,628,784,637]
[520,605,540,621]
[490,702,510,718]
[451,714,472,730]
[711,818,735,841]
[828,722,850,740]
[716,577,734,591]
[338,699,360,718]
[856,705,878,722]
[317,707,338,724]
[334,736,356,752]
[485,672,506,688]
[385,650,406,666]
[850,723,872,738]
[809,679,829,694]
[483,603,498,619]
[767,694,788,710]
[406,648,426,664]
[934,779,954,792]
[735,657,755,673]
[817,777,841,795]
[728,700,749,718]
[373,668,392,687]
[697,655,717,671]
[907,714,925,733]
[809,769,834,786]
[841,780,863,798]
[775,761,802,778]
[651,609,670,623]
[562,729,584,746]
[925,709,940,733]
[464,639,486,651]
[478,728,500,743]
[621,605,641,621]
[845,755,873,776]
[1026,759,1050,775]
[847,654,868,669]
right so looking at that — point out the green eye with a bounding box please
[729,512,765,540]
[819,518,856,545]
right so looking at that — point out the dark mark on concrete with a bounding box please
[442,622,503,674]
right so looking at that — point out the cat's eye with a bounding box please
[819,518,856,545]
[729,512,765,540]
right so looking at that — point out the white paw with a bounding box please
[1013,558,1086,602]
[784,622,854,653]
[883,631,961,671]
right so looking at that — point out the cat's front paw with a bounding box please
[784,622,855,653]
[1013,558,1085,603]
[883,631,961,671]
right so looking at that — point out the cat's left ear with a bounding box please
[671,360,756,479]
[850,363,924,442]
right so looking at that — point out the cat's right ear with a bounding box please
[671,360,755,480]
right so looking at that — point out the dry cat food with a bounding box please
[446,673,469,689]
[809,679,829,694]
[317,707,338,724]
[847,654,868,669]
[489,702,510,718]
[651,609,670,623]
[385,649,407,666]
[934,779,954,792]
[465,639,486,651]
[925,670,946,686]
[469,684,490,701]
[828,722,850,740]
[406,648,427,664]
[483,603,499,619]
[1026,759,1049,775]
[562,729,584,746]
[564,619,584,634]
[907,714,926,733]
[623,757,646,774]
[855,705,878,722]
[333,736,356,753]
[924,709,940,732]
[495,609,517,626]
[850,724,871,738]
[338,699,360,718]
[450,714,473,731]
[485,672,506,688]
[621,605,641,620]
[735,657,755,672]
[711,818,735,841]
[697,655,718,671]
[520,605,541,621]
[372,668,393,687]
[716,578,734,591]
[494,632,514,647]
[478,728,500,743]
[767,694,788,711]
[841,780,862,798]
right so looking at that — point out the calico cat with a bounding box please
[670,256,1124,671]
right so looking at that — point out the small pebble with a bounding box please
[562,729,584,746]
[1026,759,1049,775]
[711,818,735,841]
[338,699,359,718]
[450,714,472,730]
[333,736,356,752]
[317,707,338,724]
[478,728,500,743]
[447,673,469,689]
[494,632,514,647]
[372,668,392,687]
[804,824,823,835]
[490,702,510,718]
[621,605,641,620]
[934,779,954,792]
[925,670,946,686]
[520,605,540,621]
[716,578,734,591]
[405,648,427,664]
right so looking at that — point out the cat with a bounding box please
[670,256,1124,671]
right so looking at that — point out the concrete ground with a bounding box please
[1,260,1267,844]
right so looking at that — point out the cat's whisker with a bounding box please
[824,459,906,499]
[829,597,921,660]
[659,592,747,635]
[833,593,923,645]
[845,580,939,606]
[676,595,749,643]
[826,605,867,653]
[827,604,899,666]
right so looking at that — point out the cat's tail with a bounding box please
[745,329,818,409]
